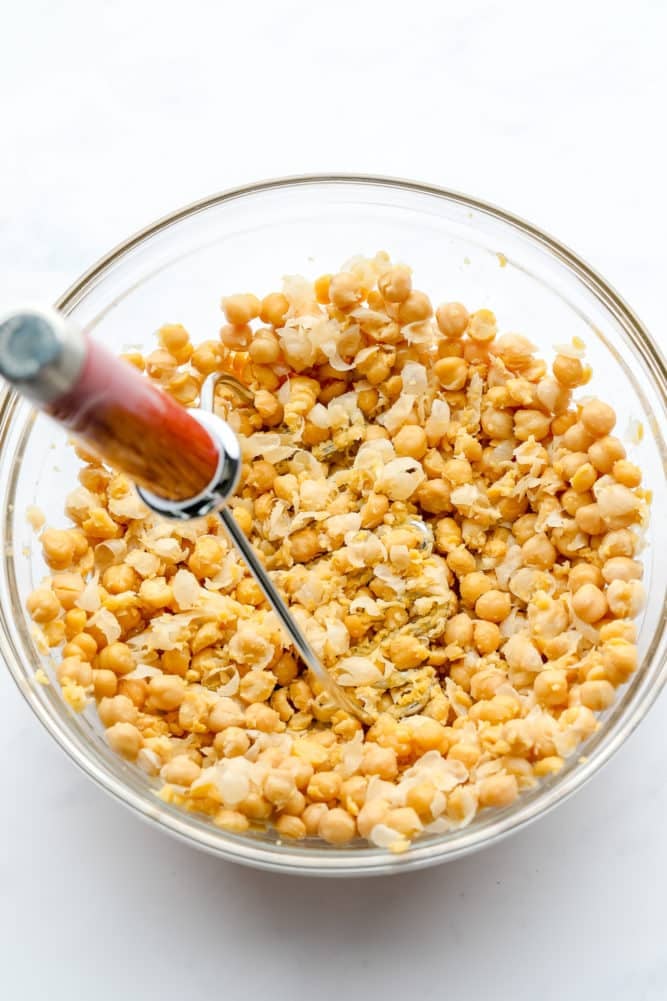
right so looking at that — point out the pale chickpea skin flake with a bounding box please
[27,251,649,853]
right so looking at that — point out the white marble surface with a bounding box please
[2,2,666,998]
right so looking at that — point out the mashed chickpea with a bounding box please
[26,253,648,852]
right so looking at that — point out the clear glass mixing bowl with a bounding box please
[2,175,666,875]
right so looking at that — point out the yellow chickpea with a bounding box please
[56,656,92,687]
[307,771,342,803]
[553,354,585,388]
[473,620,502,654]
[318,808,356,845]
[329,272,362,311]
[576,501,607,536]
[572,583,608,623]
[139,577,173,610]
[398,290,433,325]
[274,815,307,840]
[468,309,497,343]
[221,293,261,325]
[432,356,467,392]
[388,634,429,670]
[612,459,641,488]
[514,409,552,441]
[379,266,412,303]
[459,572,493,607]
[561,423,595,452]
[416,479,451,515]
[481,407,514,440]
[534,669,568,707]
[106,722,143,760]
[214,727,250,758]
[580,679,616,711]
[601,640,637,684]
[214,810,250,834]
[98,693,137,727]
[93,669,118,699]
[98,642,135,676]
[580,399,616,437]
[588,436,626,474]
[475,589,511,623]
[161,755,201,786]
[290,527,322,563]
[191,340,223,375]
[26,588,61,624]
[394,424,428,460]
[435,301,469,339]
[41,528,76,570]
[148,675,187,711]
[568,563,603,592]
[102,564,138,594]
[602,557,642,584]
[478,773,519,809]
[361,745,398,780]
[259,292,289,328]
[521,534,556,570]
[239,670,276,704]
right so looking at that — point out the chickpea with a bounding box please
[534,669,568,707]
[553,354,585,388]
[26,588,61,624]
[360,493,389,529]
[514,409,552,442]
[379,265,412,303]
[521,534,556,570]
[580,680,616,711]
[214,810,250,834]
[612,460,641,488]
[561,423,595,452]
[139,577,173,610]
[588,436,626,474]
[459,572,493,606]
[411,718,448,754]
[41,528,76,570]
[398,291,433,325]
[361,745,398,780]
[601,640,637,684]
[444,612,474,647]
[602,557,642,584]
[161,755,201,786]
[475,589,511,623]
[394,425,427,460]
[191,340,223,375]
[318,808,356,845]
[214,727,250,758]
[148,675,187,711]
[388,634,429,670]
[290,527,322,563]
[221,293,261,325]
[106,722,143,760]
[98,642,135,676]
[468,309,497,343]
[233,507,253,536]
[435,301,469,339]
[570,462,597,493]
[606,579,644,618]
[568,563,603,592]
[98,694,137,728]
[446,547,476,578]
[56,656,92,687]
[239,670,276,704]
[102,564,138,594]
[274,815,307,840]
[259,292,289,328]
[244,703,282,732]
[481,407,514,440]
[575,503,605,536]
[307,771,342,803]
[580,399,616,437]
[416,479,451,515]
[478,773,518,809]
[254,389,283,427]
[473,620,502,654]
[329,272,362,311]
[572,583,608,623]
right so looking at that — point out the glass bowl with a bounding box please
[2,175,666,876]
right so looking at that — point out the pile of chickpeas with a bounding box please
[26,252,648,852]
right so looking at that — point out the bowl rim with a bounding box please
[2,172,667,876]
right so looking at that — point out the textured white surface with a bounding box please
[1,2,666,998]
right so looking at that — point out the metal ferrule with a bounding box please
[0,306,86,404]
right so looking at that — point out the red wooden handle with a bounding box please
[48,338,220,501]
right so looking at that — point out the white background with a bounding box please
[1,2,666,998]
